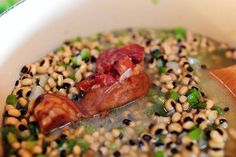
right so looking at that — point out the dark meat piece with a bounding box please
[96,44,144,74]
[34,94,80,133]
[77,64,149,118]
[34,44,149,133]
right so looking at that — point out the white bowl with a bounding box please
[0,0,236,123]
[1,0,236,155]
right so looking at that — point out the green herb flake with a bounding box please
[80,49,91,60]
[187,88,200,105]
[6,95,17,105]
[7,132,17,143]
[80,121,96,133]
[77,139,89,152]
[212,105,225,115]
[68,74,76,81]
[152,0,159,5]
[117,125,126,132]
[23,141,37,150]
[67,139,77,151]
[148,88,157,97]
[71,57,77,66]
[192,102,206,109]
[151,49,161,58]
[175,27,186,40]
[108,143,118,150]
[35,155,46,157]
[188,127,202,141]
[170,91,180,100]
[159,67,166,74]
[154,150,164,157]
[57,47,65,53]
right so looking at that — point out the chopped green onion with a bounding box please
[35,155,46,157]
[134,125,145,134]
[108,143,118,150]
[170,91,180,100]
[154,151,164,157]
[80,49,91,60]
[117,125,126,132]
[148,88,157,97]
[148,97,168,117]
[188,127,202,140]
[192,102,206,109]
[68,74,76,81]
[215,48,225,55]
[29,122,40,139]
[6,95,17,105]
[151,49,161,58]
[77,139,89,152]
[152,0,159,5]
[175,27,186,40]
[159,67,166,74]
[71,57,77,66]
[80,121,96,133]
[187,88,200,105]
[67,139,77,151]
[7,132,17,143]
[57,47,65,53]
[212,105,225,115]
[23,141,37,150]
[156,59,165,67]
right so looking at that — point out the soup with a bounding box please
[1,28,236,157]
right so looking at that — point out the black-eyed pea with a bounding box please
[5,104,14,111]
[182,102,190,111]
[58,88,67,96]
[33,145,42,154]
[79,64,88,74]
[12,141,21,149]
[49,149,59,157]
[210,130,224,143]
[208,149,224,157]
[63,78,75,86]
[160,74,172,83]
[150,124,166,136]
[28,100,35,113]
[73,145,81,155]
[8,108,21,117]
[29,115,37,122]
[215,116,227,126]
[171,112,181,122]
[111,129,120,138]
[179,86,188,95]
[18,148,33,157]
[206,99,214,109]
[47,77,56,88]
[179,95,187,103]
[199,121,208,130]
[182,77,190,85]
[207,110,218,123]
[57,75,64,86]
[175,103,183,112]
[167,123,183,133]
[21,78,33,86]
[181,136,192,145]
[22,87,32,98]
[164,99,175,111]
[157,116,170,124]
[209,140,225,149]
[18,97,28,107]
[5,117,20,126]
[183,121,194,130]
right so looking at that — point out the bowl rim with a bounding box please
[0,0,26,17]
